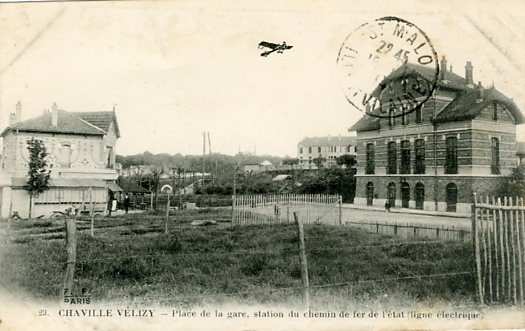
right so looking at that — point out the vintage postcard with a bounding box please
[0,0,524,330]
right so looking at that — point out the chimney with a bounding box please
[440,56,447,80]
[52,103,58,126]
[465,61,474,86]
[15,101,22,123]
[9,113,16,126]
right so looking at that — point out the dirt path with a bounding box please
[341,208,471,227]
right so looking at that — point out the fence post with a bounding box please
[6,199,12,243]
[165,193,170,234]
[472,195,484,304]
[89,187,94,237]
[293,212,309,309]
[62,218,77,303]
[231,195,235,225]
[338,196,342,225]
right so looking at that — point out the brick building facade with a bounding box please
[350,58,524,213]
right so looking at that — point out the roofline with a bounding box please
[1,127,105,137]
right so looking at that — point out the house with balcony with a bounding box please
[0,102,121,218]
[297,135,357,169]
[349,57,524,213]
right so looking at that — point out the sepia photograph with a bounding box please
[0,0,524,330]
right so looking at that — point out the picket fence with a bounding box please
[232,194,342,225]
[472,194,525,306]
[346,220,471,242]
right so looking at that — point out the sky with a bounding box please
[0,0,524,157]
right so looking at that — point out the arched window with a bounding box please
[415,183,424,210]
[387,182,396,208]
[446,183,458,212]
[401,182,410,208]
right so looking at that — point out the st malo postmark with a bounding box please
[337,17,440,118]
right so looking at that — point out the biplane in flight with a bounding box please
[258,41,293,57]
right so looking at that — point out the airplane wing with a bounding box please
[260,49,276,57]
[258,41,279,50]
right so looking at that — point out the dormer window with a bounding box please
[493,102,498,121]
[388,101,396,127]
[415,104,423,124]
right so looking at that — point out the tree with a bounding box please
[282,158,299,167]
[495,165,525,198]
[336,154,357,168]
[149,165,165,210]
[26,138,51,219]
[313,156,326,169]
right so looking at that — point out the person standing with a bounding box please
[124,194,131,214]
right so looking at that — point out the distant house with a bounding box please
[243,160,275,173]
[517,142,525,166]
[0,102,121,218]
[297,135,357,169]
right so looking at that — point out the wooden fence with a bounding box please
[232,194,342,226]
[472,194,525,306]
[345,220,471,242]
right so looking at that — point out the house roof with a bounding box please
[349,62,524,132]
[348,116,381,132]
[273,174,291,182]
[1,107,120,138]
[260,160,273,166]
[299,136,357,147]
[382,63,469,92]
[434,87,524,124]
[117,176,149,193]
[71,111,120,138]
[1,109,108,137]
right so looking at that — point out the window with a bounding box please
[491,138,500,174]
[400,140,410,174]
[388,102,396,127]
[401,105,409,125]
[387,141,397,174]
[415,104,423,124]
[414,139,425,174]
[106,146,114,169]
[493,102,498,121]
[1,146,5,170]
[366,143,375,174]
[60,144,71,168]
[318,146,322,153]
[308,147,312,153]
[299,147,303,154]
[445,137,458,174]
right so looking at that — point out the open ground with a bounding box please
[0,208,478,311]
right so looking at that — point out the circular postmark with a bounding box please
[337,16,439,118]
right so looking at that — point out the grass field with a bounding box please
[0,209,477,310]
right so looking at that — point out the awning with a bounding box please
[12,177,107,189]
[106,183,123,192]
